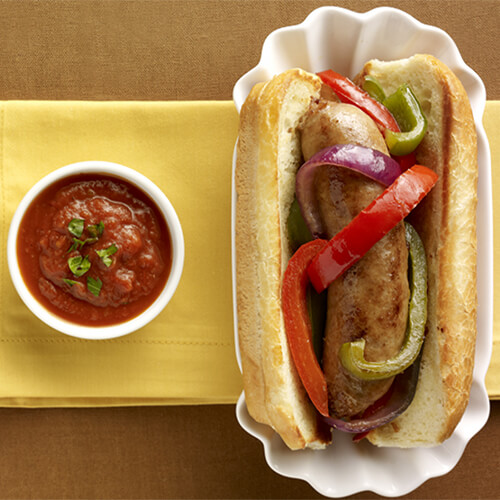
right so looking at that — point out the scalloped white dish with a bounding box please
[231,6,492,498]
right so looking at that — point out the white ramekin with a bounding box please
[7,160,185,340]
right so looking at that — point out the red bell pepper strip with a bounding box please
[307,165,438,293]
[317,69,416,169]
[318,69,399,132]
[396,152,417,171]
[282,238,329,417]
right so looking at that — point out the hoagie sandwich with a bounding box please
[234,54,478,450]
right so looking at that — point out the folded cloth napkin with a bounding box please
[0,100,498,407]
[0,100,242,407]
[485,102,499,399]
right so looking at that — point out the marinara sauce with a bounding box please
[17,174,172,326]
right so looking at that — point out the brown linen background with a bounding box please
[0,0,498,499]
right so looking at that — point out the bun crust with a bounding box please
[235,69,331,449]
[355,54,478,447]
[235,56,478,449]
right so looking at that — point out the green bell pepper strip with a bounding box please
[339,222,427,381]
[307,285,327,364]
[287,197,326,361]
[362,75,386,103]
[383,84,428,157]
[287,197,313,252]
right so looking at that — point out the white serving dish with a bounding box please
[231,6,492,497]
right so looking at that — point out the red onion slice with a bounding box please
[321,351,421,434]
[296,144,403,238]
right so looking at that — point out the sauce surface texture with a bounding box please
[17,174,172,326]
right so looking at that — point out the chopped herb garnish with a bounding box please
[65,220,109,295]
[68,255,91,277]
[68,218,85,238]
[88,221,105,239]
[96,244,118,267]
[67,237,87,253]
[67,220,105,252]
[87,276,102,297]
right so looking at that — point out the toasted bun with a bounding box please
[235,56,477,450]
[354,54,478,447]
[235,69,331,449]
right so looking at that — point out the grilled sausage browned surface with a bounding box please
[299,98,410,418]
[300,100,388,161]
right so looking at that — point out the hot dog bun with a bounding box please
[354,54,478,447]
[235,69,330,450]
[234,55,478,449]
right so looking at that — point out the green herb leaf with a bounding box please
[67,221,104,252]
[67,237,87,253]
[68,218,85,238]
[88,221,105,239]
[96,244,118,267]
[87,276,102,297]
[63,278,78,287]
[68,255,91,277]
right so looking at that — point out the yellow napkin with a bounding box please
[0,100,242,407]
[0,100,498,407]
[485,102,500,399]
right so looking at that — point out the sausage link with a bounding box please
[300,100,410,418]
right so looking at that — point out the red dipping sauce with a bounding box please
[17,174,172,326]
